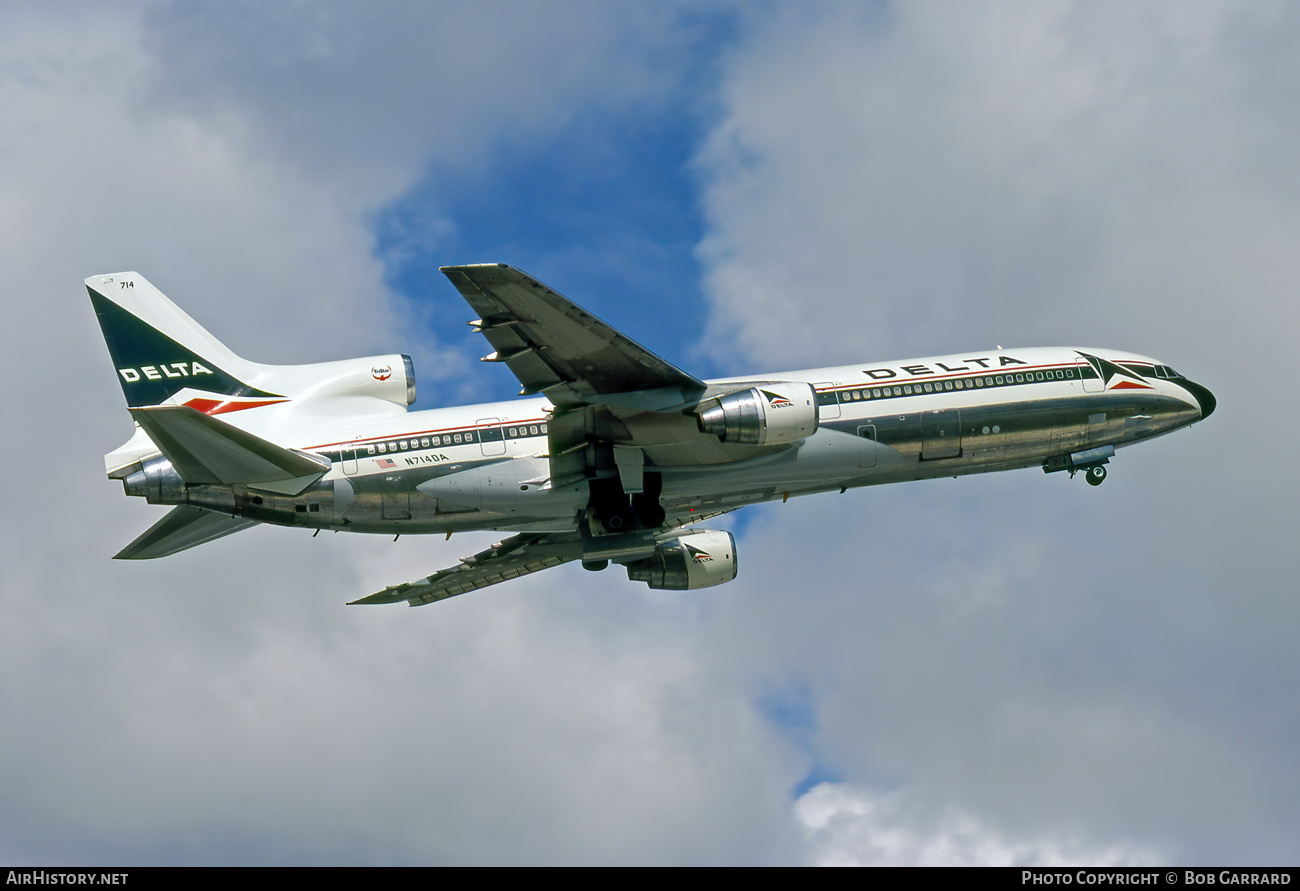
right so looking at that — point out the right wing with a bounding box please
[348,531,584,607]
[349,511,735,607]
[441,264,706,405]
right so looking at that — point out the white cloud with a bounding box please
[5,0,1300,865]
[795,783,1162,866]
[691,0,1300,863]
[0,0,803,866]
[697,0,1300,371]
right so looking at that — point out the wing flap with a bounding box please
[442,264,705,404]
[129,405,329,494]
[115,505,259,560]
[350,531,584,607]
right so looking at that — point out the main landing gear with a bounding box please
[582,470,666,574]
[588,471,665,534]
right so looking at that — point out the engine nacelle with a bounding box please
[624,530,738,590]
[696,382,817,445]
[122,455,186,505]
[275,353,416,408]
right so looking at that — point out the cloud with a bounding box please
[0,0,803,866]
[795,782,1162,866]
[697,1,1300,371]
[5,0,1300,865]
[691,0,1300,862]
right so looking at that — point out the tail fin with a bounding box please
[90,272,416,478]
[86,273,287,411]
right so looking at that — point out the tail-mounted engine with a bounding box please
[696,382,818,446]
[624,529,738,590]
[293,353,416,408]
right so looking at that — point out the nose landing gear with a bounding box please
[1042,445,1114,487]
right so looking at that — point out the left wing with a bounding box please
[348,531,584,607]
[441,264,705,405]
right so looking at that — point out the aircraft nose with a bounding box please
[1181,379,1216,420]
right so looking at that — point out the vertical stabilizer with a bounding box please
[86,273,285,410]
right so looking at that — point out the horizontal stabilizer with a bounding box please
[115,505,259,560]
[130,405,329,494]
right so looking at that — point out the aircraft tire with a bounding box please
[582,559,609,572]
[633,494,666,528]
[1086,465,1107,486]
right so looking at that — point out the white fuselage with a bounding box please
[154,346,1206,535]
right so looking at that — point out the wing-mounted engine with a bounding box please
[624,529,737,590]
[696,381,818,446]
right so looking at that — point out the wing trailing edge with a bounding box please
[441,264,706,404]
[349,531,584,606]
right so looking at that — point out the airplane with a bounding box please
[88,265,1216,607]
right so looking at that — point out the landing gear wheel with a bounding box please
[599,510,631,532]
[581,559,609,572]
[589,476,634,532]
[632,493,666,528]
[1086,465,1107,486]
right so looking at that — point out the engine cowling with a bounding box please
[277,353,415,408]
[624,530,738,590]
[696,382,817,445]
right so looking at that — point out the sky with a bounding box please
[1,0,1297,866]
